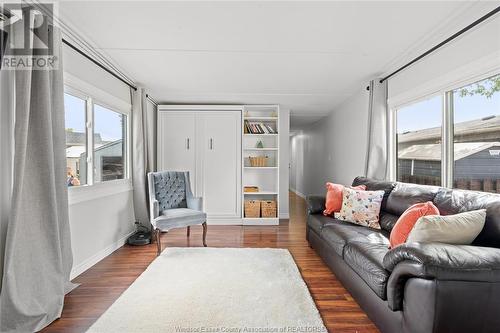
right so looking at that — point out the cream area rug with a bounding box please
[86,248,326,333]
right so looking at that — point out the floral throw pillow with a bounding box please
[334,187,384,229]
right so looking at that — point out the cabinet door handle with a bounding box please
[209,138,213,150]
[187,138,190,150]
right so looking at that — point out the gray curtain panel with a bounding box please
[0,29,7,70]
[365,79,389,180]
[131,87,156,226]
[0,16,74,332]
[0,33,15,295]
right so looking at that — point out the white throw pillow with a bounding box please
[407,209,486,245]
[334,187,384,229]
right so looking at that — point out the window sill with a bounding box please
[68,179,133,206]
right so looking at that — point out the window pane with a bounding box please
[93,104,126,182]
[64,93,87,186]
[452,74,500,192]
[397,95,442,186]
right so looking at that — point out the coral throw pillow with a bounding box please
[323,183,366,216]
[389,201,440,248]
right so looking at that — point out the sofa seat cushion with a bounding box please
[154,208,206,231]
[308,214,339,235]
[344,241,390,299]
[320,220,389,256]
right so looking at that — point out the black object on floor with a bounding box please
[127,223,152,246]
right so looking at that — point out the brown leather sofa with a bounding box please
[306,176,500,333]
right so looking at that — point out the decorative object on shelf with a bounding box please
[244,186,259,193]
[244,110,249,118]
[244,200,261,218]
[256,140,264,148]
[249,156,268,167]
[261,200,277,218]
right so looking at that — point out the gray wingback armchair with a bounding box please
[147,171,207,255]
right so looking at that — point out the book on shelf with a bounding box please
[244,120,277,134]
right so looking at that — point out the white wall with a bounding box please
[289,132,298,194]
[290,88,369,196]
[279,108,290,218]
[69,189,135,278]
[388,14,500,107]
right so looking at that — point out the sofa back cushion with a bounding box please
[385,183,440,216]
[352,177,396,211]
[351,177,500,247]
[379,212,400,232]
[434,188,500,248]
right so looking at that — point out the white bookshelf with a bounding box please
[242,105,280,226]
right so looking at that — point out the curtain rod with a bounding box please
[379,5,500,84]
[62,38,138,91]
[146,94,159,105]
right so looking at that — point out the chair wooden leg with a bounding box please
[155,229,162,256]
[187,226,190,237]
[202,222,207,247]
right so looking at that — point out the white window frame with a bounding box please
[390,69,500,189]
[64,73,132,205]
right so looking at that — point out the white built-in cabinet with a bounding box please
[157,105,280,225]
[157,107,242,223]
[157,112,197,185]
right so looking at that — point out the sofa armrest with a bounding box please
[384,243,500,311]
[383,242,500,273]
[187,196,203,212]
[306,195,325,215]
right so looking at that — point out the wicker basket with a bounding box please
[244,200,261,218]
[249,156,268,167]
[244,186,259,192]
[261,200,277,218]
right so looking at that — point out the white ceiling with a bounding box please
[58,1,499,129]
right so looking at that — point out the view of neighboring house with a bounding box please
[66,130,124,185]
[78,139,125,183]
[398,115,500,191]
[66,131,104,180]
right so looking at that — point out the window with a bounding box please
[93,104,126,182]
[452,75,500,192]
[393,73,500,193]
[396,95,442,186]
[63,91,128,187]
[65,93,87,186]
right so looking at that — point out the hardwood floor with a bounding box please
[42,192,379,333]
